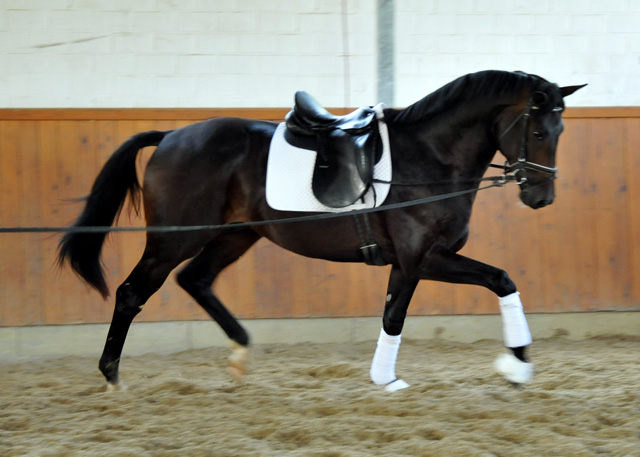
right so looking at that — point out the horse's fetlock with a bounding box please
[382,317,404,336]
[495,269,516,297]
[232,332,250,347]
[510,346,529,363]
[99,357,120,384]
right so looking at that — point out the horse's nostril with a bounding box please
[533,199,553,209]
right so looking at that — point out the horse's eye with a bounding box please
[532,131,545,140]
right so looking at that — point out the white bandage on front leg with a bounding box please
[498,292,532,348]
[370,328,402,386]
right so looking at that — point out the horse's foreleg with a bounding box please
[370,265,418,391]
[420,245,533,384]
[176,230,260,382]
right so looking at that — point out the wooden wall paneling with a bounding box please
[39,120,68,325]
[568,118,600,310]
[253,241,295,318]
[39,121,71,324]
[36,120,54,324]
[326,261,353,317]
[273,246,311,318]
[321,254,358,317]
[340,262,362,317]
[15,121,44,325]
[339,262,378,317]
[0,121,7,325]
[545,118,591,311]
[285,246,312,318]
[290,253,322,318]
[624,118,640,308]
[57,120,97,324]
[2,108,640,327]
[288,252,321,317]
[590,120,633,309]
[0,122,28,325]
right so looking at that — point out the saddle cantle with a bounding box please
[285,91,382,208]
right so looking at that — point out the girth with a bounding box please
[285,91,382,208]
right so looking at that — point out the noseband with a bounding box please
[498,98,561,185]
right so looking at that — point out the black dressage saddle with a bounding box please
[285,91,382,208]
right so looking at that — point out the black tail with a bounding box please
[58,130,170,298]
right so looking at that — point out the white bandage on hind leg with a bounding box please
[499,292,532,348]
[370,328,402,385]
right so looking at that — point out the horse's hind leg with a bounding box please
[176,229,261,380]
[99,236,195,390]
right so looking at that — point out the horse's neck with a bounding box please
[449,114,498,179]
[391,110,498,183]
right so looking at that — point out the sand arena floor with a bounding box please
[1,337,639,457]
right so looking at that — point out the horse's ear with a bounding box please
[560,84,587,98]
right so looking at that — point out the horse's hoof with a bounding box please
[384,379,410,392]
[105,382,127,393]
[227,365,246,384]
[494,353,534,384]
[228,341,249,384]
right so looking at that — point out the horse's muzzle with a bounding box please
[519,181,555,209]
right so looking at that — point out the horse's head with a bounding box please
[496,81,586,209]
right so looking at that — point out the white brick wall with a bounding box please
[395,0,640,107]
[0,0,637,108]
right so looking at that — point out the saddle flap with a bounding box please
[312,127,378,208]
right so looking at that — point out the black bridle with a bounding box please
[497,97,561,185]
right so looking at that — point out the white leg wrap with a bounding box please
[370,329,402,386]
[499,292,532,348]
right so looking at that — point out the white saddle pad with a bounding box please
[266,104,392,213]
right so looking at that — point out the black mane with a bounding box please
[387,70,546,125]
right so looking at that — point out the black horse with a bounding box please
[58,70,584,391]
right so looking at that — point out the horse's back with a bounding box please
[141,117,276,227]
[153,117,275,161]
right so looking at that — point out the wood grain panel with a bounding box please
[1,122,29,326]
[0,108,638,326]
